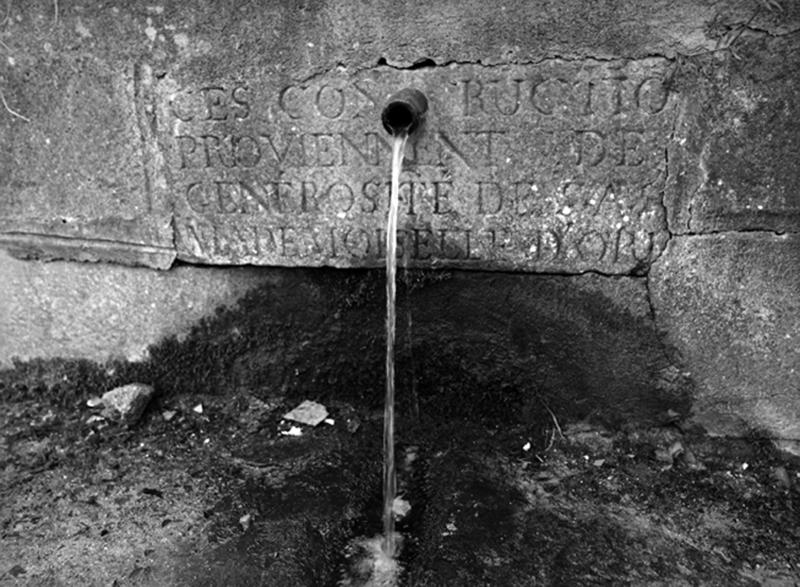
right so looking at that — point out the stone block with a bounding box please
[160,59,675,272]
[0,250,273,366]
[2,1,798,271]
[0,45,174,268]
[650,233,800,453]
[667,36,800,234]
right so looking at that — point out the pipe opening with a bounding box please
[381,88,428,136]
[383,102,415,135]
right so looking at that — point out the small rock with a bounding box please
[346,417,361,434]
[162,410,177,422]
[324,418,335,426]
[283,400,329,427]
[772,466,791,489]
[100,383,154,425]
[239,513,252,531]
[522,441,532,451]
[392,496,411,519]
[192,403,204,414]
[280,425,303,437]
[86,396,103,408]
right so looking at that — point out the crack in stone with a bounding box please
[683,228,797,237]
[132,62,155,215]
[738,23,800,38]
[293,53,676,84]
[651,77,680,270]
[374,54,628,70]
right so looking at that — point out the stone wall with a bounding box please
[1,1,798,451]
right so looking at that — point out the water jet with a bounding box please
[380,88,428,562]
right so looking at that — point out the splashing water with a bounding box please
[382,133,407,559]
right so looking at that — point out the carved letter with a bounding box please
[327,181,355,213]
[531,78,569,115]
[176,135,197,169]
[278,85,303,119]
[413,228,434,260]
[494,78,523,116]
[200,86,228,121]
[185,182,211,213]
[575,130,605,166]
[477,182,503,214]
[313,133,342,167]
[301,181,319,213]
[342,228,370,257]
[232,135,261,168]
[200,134,235,168]
[459,79,484,116]
[620,131,645,166]
[316,85,346,119]
[635,77,668,114]
[575,230,607,261]
[231,85,251,120]
[433,181,453,214]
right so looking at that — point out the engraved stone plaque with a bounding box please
[158,59,675,273]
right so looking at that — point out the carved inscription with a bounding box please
[160,60,675,272]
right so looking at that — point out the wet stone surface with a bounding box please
[1,377,799,586]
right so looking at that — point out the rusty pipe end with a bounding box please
[381,88,428,136]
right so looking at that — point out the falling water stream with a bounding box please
[382,132,408,559]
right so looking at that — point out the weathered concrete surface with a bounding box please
[650,234,800,453]
[0,250,273,367]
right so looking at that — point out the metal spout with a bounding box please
[381,88,428,136]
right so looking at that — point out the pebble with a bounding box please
[772,466,791,490]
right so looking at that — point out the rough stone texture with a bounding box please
[0,26,174,268]
[161,59,674,272]
[650,234,800,452]
[100,382,154,425]
[667,36,800,234]
[0,250,274,366]
[0,1,798,269]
